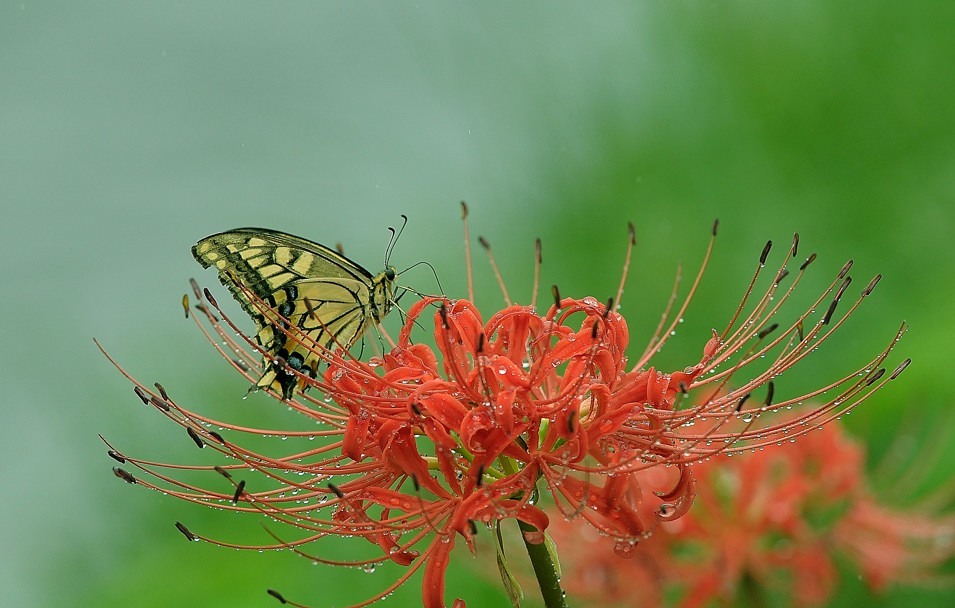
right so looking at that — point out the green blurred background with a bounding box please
[2,2,952,607]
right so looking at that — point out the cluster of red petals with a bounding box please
[546,419,955,608]
[318,294,721,606]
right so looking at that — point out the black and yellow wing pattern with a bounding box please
[192,228,396,399]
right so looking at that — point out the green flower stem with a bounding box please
[518,520,568,608]
[741,571,767,608]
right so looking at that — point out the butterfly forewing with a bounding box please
[192,228,395,399]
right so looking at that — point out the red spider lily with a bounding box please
[545,418,955,608]
[101,215,908,608]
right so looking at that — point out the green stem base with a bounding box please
[518,521,568,608]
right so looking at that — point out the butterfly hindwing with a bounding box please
[192,228,395,399]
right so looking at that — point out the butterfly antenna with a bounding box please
[385,214,409,267]
[461,202,474,302]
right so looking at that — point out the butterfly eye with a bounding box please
[386,267,397,281]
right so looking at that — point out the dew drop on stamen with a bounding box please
[613,540,639,558]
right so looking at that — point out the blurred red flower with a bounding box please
[546,418,954,607]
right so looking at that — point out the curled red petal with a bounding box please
[422,535,455,608]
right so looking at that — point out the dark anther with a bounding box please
[133,386,149,405]
[468,520,478,535]
[266,589,288,604]
[822,299,840,326]
[411,474,420,492]
[757,323,779,340]
[552,285,561,309]
[214,465,232,479]
[678,382,688,395]
[889,358,911,380]
[711,218,719,236]
[232,480,246,504]
[460,200,469,218]
[735,393,751,412]
[838,259,854,279]
[604,297,614,318]
[202,288,218,307]
[303,296,318,321]
[189,278,202,299]
[774,268,790,285]
[763,381,775,407]
[207,431,224,443]
[628,221,636,245]
[478,236,490,250]
[476,465,485,487]
[567,412,576,434]
[791,233,799,257]
[150,395,170,412]
[835,276,852,301]
[175,522,198,542]
[107,450,126,464]
[862,274,882,297]
[438,303,449,328]
[328,483,344,499]
[182,294,190,318]
[591,322,600,340]
[476,333,485,353]
[154,382,169,400]
[535,238,542,263]
[186,427,204,449]
[865,368,886,386]
[411,402,422,416]
[113,467,136,484]
[823,276,852,325]
[759,240,773,265]
[799,253,817,271]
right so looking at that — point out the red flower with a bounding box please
[102,219,908,607]
[546,418,954,607]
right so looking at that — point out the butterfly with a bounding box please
[192,227,397,399]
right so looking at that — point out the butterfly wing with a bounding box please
[192,228,393,398]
